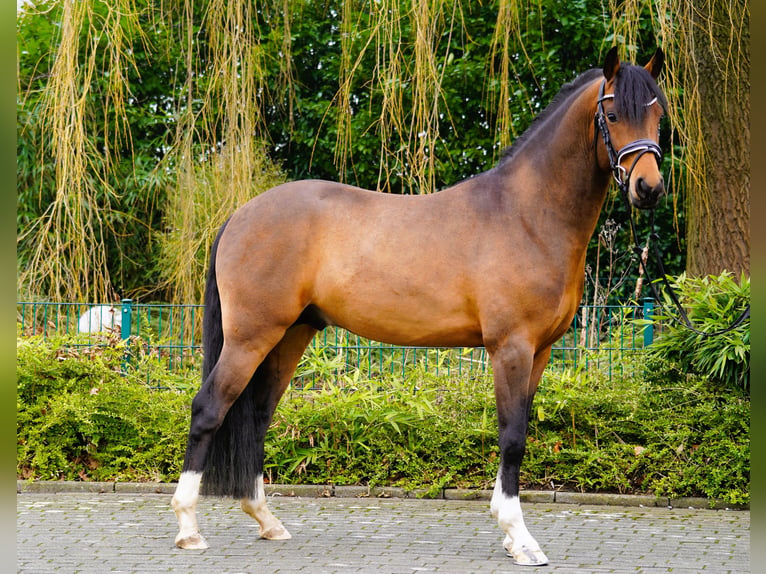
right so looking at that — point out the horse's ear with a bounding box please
[603,46,620,81]
[644,48,664,79]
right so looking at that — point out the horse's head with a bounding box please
[596,47,667,209]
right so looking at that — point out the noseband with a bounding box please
[594,79,662,194]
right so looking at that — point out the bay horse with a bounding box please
[172,47,667,566]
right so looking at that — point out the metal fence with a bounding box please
[17,299,656,384]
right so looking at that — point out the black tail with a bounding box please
[200,221,227,382]
[199,219,265,500]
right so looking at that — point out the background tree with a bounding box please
[17,0,144,301]
[683,0,749,276]
[617,0,749,278]
[19,0,746,304]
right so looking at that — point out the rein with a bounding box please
[595,80,750,338]
[625,207,750,338]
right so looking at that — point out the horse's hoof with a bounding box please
[506,545,549,566]
[175,532,209,550]
[260,524,292,540]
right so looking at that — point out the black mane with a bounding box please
[498,62,666,166]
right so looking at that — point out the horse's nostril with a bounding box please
[637,177,649,196]
[636,177,664,201]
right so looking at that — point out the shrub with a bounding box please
[640,272,750,391]
[17,335,193,482]
[636,363,749,505]
[17,332,749,504]
[526,359,749,505]
[265,371,499,494]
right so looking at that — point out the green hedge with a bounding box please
[17,336,192,483]
[17,333,749,505]
[641,272,750,391]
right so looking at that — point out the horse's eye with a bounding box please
[606,112,618,123]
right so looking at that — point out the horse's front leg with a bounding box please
[489,341,550,566]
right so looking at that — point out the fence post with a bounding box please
[642,297,654,347]
[121,299,133,340]
[121,299,133,372]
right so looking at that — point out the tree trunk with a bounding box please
[686,0,750,277]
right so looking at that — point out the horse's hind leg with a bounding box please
[172,331,286,550]
[172,469,206,549]
[243,475,291,540]
[238,324,317,540]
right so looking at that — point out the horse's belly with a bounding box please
[313,278,483,347]
[333,313,484,348]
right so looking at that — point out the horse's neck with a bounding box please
[499,82,610,257]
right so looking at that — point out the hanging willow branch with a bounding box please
[18,0,143,302]
[488,0,535,152]
[157,0,286,306]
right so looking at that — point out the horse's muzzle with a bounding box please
[632,176,665,209]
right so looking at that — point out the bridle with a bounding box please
[594,78,750,338]
[594,78,663,194]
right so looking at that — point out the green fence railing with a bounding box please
[17,299,657,384]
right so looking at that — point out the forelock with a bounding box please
[614,64,667,124]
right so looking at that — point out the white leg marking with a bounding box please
[171,471,208,549]
[241,475,291,540]
[490,471,548,566]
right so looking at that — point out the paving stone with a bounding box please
[17,492,749,573]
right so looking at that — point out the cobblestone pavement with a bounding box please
[17,493,749,573]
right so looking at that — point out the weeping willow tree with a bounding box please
[17,0,143,302]
[609,0,750,277]
[678,0,749,277]
[325,0,467,195]
[157,0,286,306]
[17,0,749,305]
[17,0,286,304]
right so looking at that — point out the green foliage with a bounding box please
[640,272,750,390]
[527,361,749,505]
[263,0,617,191]
[17,332,748,504]
[17,0,686,299]
[17,0,178,298]
[17,335,193,482]
[636,360,749,505]
[265,374,498,493]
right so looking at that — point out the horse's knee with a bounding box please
[499,425,528,463]
[496,425,529,496]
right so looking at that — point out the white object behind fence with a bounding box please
[77,305,122,334]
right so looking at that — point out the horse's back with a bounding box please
[214,180,488,345]
[224,179,481,264]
